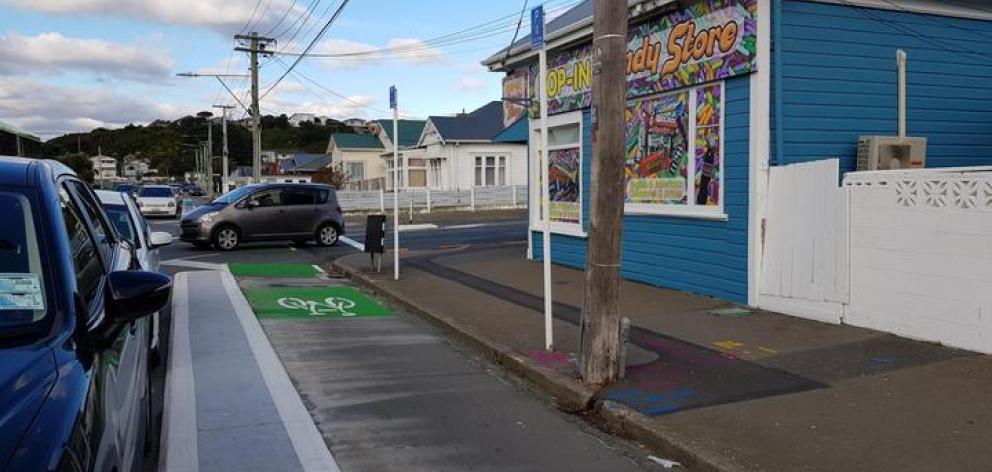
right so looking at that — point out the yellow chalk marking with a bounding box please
[757,346,779,354]
[713,340,745,350]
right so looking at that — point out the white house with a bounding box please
[122,158,150,178]
[384,102,527,191]
[326,133,387,190]
[90,153,117,179]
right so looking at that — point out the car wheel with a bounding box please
[213,226,240,251]
[316,223,339,247]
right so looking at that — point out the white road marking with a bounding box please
[161,259,226,270]
[219,270,342,472]
[312,264,326,274]
[442,223,486,230]
[397,223,438,232]
[339,235,365,251]
[160,273,199,472]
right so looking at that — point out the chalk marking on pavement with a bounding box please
[339,235,365,251]
[289,246,297,252]
[219,270,342,472]
[160,273,199,472]
[312,264,326,274]
[161,259,226,270]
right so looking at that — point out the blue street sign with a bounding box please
[389,86,397,110]
[531,6,545,48]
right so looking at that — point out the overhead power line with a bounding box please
[260,0,349,100]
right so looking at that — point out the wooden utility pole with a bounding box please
[213,104,234,193]
[235,32,274,184]
[580,0,628,385]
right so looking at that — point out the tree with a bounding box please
[57,152,95,182]
[311,167,349,189]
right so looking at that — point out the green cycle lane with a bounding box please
[243,286,393,319]
[229,263,323,278]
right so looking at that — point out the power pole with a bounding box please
[235,32,275,184]
[580,0,628,385]
[213,104,235,193]
[206,118,214,196]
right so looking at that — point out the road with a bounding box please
[145,213,665,472]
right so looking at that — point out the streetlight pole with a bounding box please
[213,104,234,193]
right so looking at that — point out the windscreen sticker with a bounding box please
[0,273,44,311]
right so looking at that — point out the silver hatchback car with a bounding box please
[179,183,345,250]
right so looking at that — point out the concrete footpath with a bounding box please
[335,246,992,472]
[160,270,339,472]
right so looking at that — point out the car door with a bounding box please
[280,187,318,236]
[238,188,286,239]
[63,180,148,472]
[126,196,157,271]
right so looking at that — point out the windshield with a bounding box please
[140,187,173,198]
[0,190,47,331]
[211,185,258,204]
[104,204,137,245]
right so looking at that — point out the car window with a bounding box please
[0,190,47,331]
[316,190,329,204]
[104,204,137,247]
[58,187,104,306]
[212,185,256,204]
[249,189,282,207]
[283,188,314,206]
[66,181,113,265]
[140,187,173,198]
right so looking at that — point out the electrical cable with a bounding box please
[260,0,349,100]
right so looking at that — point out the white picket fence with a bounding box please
[337,185,527,213]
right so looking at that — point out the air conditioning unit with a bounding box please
[856,136,927,171]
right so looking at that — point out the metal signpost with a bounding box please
[390,86,400,281]
[533,6,554,352]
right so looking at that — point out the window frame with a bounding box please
[57,180,109,319]
[623,81,728,221]
[529,110,586,238]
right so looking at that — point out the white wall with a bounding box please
[447,143,527,190]
[845,168,992,354]
[759,162,992,354]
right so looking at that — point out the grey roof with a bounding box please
[289,153,331,172]
[429,102,505,142]
[482,0,593,66]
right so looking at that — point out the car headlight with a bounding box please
[168,200,176,207]
[198,211,219,223]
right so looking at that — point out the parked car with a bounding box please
[136,184,180,219]
[96,189,173,365]
[180,183,345,250]
[0,156,172,472]
[114,182,140,197]
[183,184,205,197]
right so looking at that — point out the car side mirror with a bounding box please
[105,271,172,324]
[149,231,174,248]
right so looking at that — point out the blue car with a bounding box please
[0,157,172,472]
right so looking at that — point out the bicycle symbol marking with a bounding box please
[277,297,358,317]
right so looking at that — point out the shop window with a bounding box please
[530,110,584,236]
[624,82,725,219]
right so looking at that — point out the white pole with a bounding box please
[393,103,400,281]
[539,46,553,351]
[470,186,476,211]
[512,184,518,207]
[221,109,230,193]
[379,187,385,213]
[426,188,431,213]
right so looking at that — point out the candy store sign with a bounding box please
[626,0,756,97]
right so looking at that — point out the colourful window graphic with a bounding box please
[549,148,581,224]
[695,84,722,206]
[624,91,690,205]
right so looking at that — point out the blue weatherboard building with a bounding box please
[483,0,992,305]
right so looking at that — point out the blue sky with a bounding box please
[0,0,576,137]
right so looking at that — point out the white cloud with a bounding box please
[310,37,446,71]
[455,77,485,93]
[0,0,303,33]
[0,76,189,134]
[261,83,378,120]
[0,32,174,79]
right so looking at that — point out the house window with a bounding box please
[474,155,507,186]
[345,162,365,181]
[623,81,725,218]
[429,159,443,188]
[530,110,583,236]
